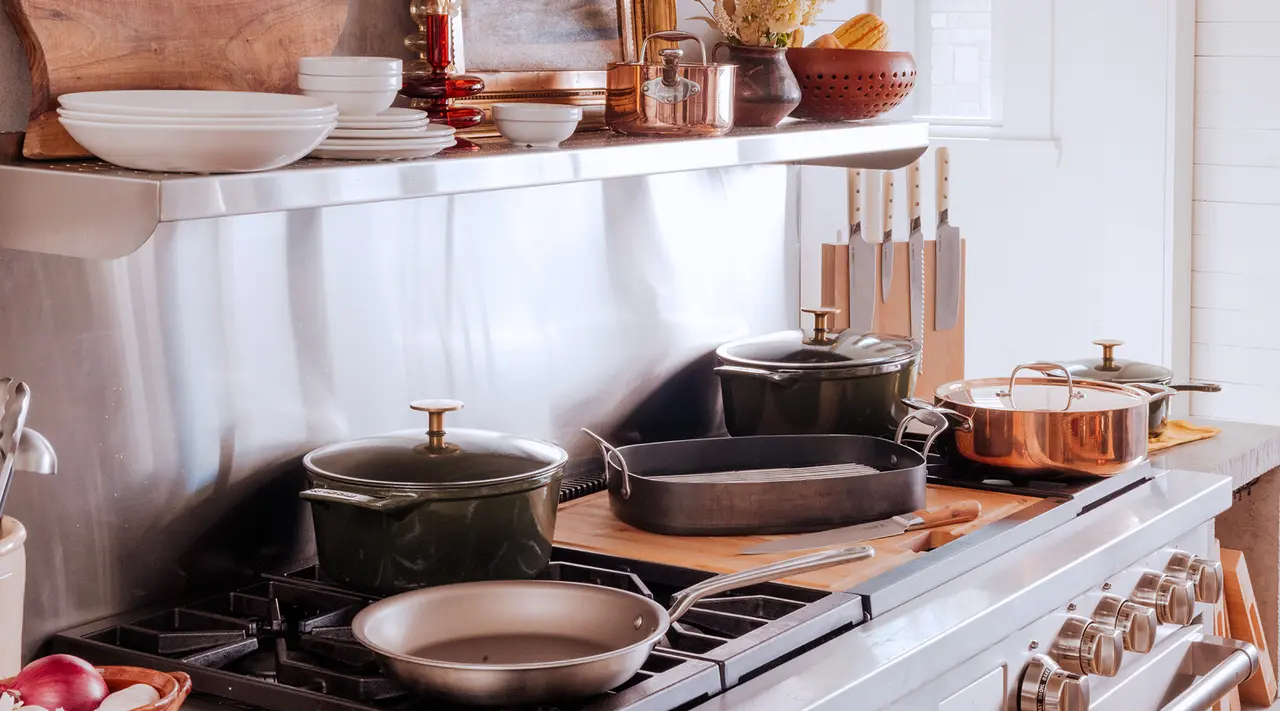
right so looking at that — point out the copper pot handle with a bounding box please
[1128,382,1178,404]
[1004,362,1078,411]
[640,30,707,64]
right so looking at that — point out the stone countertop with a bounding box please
[1153,418,1280,490]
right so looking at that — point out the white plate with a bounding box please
[335,108,429,128]
[328,125,455,140]
[59,90,337,118]
[59,117,334,173]
[310,139,456,160]
[299,56,403,77]
[58,108,338,126]
[317,136,455,149]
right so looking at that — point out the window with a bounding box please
[919,0,996,120]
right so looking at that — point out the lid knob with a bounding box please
[801,307,841,344]
[1093,339,1124,370]
[410,399,464,450]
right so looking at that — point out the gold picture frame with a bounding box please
[450,0,677,134]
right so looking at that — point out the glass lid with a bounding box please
[717,308,920,371]
[1061,339,1173,384]
[936,363,1147,412]
[303,399,568,490]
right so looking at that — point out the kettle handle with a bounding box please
[640,30,707,64]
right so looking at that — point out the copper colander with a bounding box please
[785,48,917,121]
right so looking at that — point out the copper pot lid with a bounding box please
[1061,339,1173,384]
[936,363,1149,413]
[303,399,568,491]
[716,308,920,373]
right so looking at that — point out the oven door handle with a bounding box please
[1160,635,1259,711]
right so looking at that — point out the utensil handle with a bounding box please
[907,500,981,530]
[881,171,894,240]
[667,546,874,623]
[1128,381,1178,404]
[906,160,921,224]
[643,31,707,64]
[298,488,422,511]
[581,428,633,500]
[1006,362,1077,412]
[848,169,863,231]
[1171,382,1223,393]
[935,146,950,214]
[713,365,799,385]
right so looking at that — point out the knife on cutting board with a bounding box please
[879,171,894,303]
[848,169,876,333]
[907,159,925,373]
[739,500,982,555]
[934,147,962,331]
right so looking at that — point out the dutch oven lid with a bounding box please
[716,308,920,372]
[1061,339,1173,384]
[303,399,568,491]
[936,363,1148,413]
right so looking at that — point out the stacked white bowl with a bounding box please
[298,57,456,160]
[57,91,339,173]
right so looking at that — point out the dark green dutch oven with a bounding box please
[715,311,920,439]
[300,399,568,595]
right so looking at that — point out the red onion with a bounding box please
[0,655,107,711]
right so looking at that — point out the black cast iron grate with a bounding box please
[52,550,862,711]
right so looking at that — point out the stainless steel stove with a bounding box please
[48,465,1250,711]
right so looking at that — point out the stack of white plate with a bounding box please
[57,90,338,173]
[312,108,456,160]
[298,58,456,160]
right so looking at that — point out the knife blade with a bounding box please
[934,147,962,331]
[739,500,983,555]
[907,159,925,373]
[879,171,894,303]
[847,169,876,333]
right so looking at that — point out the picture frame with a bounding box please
[451,0,677,134]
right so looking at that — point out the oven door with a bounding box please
[1089,621,1257,711]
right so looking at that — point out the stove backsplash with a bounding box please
[0,165,798,658]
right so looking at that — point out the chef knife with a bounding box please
[934,147,962,331]
[847,169,876,333]
[739,500,983,555]
[879,171,894,303]
[907,159,925,373]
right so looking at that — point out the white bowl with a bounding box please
[58,107,337,125]
[299,87,398,117]
[491,103,582,148]
[299,56,403,77]
[297,74,402,92]
[59,117,335,173]
[58,90,337,118]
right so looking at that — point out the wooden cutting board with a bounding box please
[554,484,1040,592]
[3,0,349,159]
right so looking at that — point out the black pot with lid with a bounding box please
[715,307,920,438]
[300,399,568,594]
[1061,339,1221,437]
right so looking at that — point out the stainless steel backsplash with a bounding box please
[0,165,798,656]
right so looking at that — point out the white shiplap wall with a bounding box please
[1192,0,1280,424]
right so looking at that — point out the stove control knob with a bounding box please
[1051,615,1124,677]
[1165,551,1224,604]
[1131,571,1196,626]
[1092,593,1158,654]
[1020,655,1090,711]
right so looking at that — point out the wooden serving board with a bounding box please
[821,239,966,401]
[3,0,349,159]
[554,484,1041,592]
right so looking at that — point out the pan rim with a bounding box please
[351,580,672,672]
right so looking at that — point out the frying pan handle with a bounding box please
[667,546,874,623]
[580,428,633,500]
[1171,382,1223,393]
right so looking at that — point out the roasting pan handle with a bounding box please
[581,428,633,500]
[1159,635,1258,711]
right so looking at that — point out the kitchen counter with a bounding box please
[1153,418,1280,490]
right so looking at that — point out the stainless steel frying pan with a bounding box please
[351,545,873,706]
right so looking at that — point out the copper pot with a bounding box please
[606,31,736,137]
[901,362,1176,477]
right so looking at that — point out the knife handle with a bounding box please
[907,160,922,224]
[936,146,951,214]
[881,171,894,241]
[907,500,981,530]
[847,168,863,232]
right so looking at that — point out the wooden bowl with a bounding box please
[97,666,192,711]
[785,47,917,121]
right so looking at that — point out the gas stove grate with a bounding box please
[53,550,862,711]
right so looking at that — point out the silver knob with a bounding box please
[1131,571,1196,626]
[1165,551,1224,604]
[1051,615,1124,677]
[1093,593,1158,654]
[1020,655,1090,711]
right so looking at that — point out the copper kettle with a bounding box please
[606,31,736,137]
